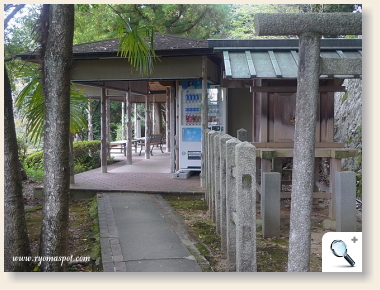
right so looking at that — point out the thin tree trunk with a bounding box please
[39,4,74,272]
[4,66,32,272]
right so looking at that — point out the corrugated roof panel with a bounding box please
[274,52,298,78]
[320,51,340,58]
[251,52,277,78]
[229,52,251,78]
[223,49,362,79]
[343,51,362,59]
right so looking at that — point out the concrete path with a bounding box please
[97,192,207,272]
[76,148,208,272]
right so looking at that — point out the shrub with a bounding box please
[72,140,101,170]
[24,150,44,170]
[23,140,102,180]
[17,137,28,162]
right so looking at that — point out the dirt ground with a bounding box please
[168,194,362,272]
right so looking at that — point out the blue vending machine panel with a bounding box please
[182,127,202,142]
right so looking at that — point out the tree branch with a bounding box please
[4,4,25,30]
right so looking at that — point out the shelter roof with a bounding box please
[209,38,362,79]
[17,33,210,61]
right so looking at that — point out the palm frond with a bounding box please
[15,75,90,145]
[116,18,158,76]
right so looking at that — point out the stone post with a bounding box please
[235,141,256,272]
[203,128,211,202]
[255,12,362,272]
[219,134,233,252]
[226,138,240,271]
[237,128,247,142]
[208,130,218,220]
[214,133,222,234]
[261,172,281,238]
[335,171,357,232]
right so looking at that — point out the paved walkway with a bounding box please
[72,147,208,272]
[70,149,203,194]
[97,192,209,272]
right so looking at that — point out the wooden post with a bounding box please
[87,98,93,141]
[201,56,209,187]
[121,98,126,140]
[166,88,170,152]
[175,81,180,171]
[145,94,151,159]
[170,86,176,173]
[106,97,110,158]
[126,88,132,164]
[101,87,107,173]
[329,157,342,220]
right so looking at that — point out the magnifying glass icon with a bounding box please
[330,240,355,266]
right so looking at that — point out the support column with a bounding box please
[126,89,132,164]
[170,86,176,173]
[201,56,209,187]
[134,103,141,138]
[87,99,93,141]
[166,88,170,153]
[145,94,151,159]
[106,97,111,158]
[329,157,342,220]
[121,98,126,140]
[288,32,321,272]
[101,87,107,173]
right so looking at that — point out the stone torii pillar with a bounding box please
[254,13,362,272]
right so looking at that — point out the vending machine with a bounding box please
[178,80,226,172]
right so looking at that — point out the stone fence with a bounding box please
[202,128,357,272]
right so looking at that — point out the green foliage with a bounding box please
[117,4,232,39]
[115,10,158,76]
[17,136,28,162]
[24,150,44,170]
[72,140,102,170]
[23,140,102,180]
[74,4,117,44]
[15,72,89,146]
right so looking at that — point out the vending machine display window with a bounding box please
[182,127,202,142]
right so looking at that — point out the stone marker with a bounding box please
[219,134,233,252]
[226,138,240,271]
[235,141,256,272]
[237,128,248,142]
[335,171,357,232]
[261,172,281,238]
[214,133,222,234]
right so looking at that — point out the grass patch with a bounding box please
[257,244,288,272]
[25,198,101,272]
[164,194,208,211]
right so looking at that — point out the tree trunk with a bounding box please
[4,66,32,272]
[39,4,74,272]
